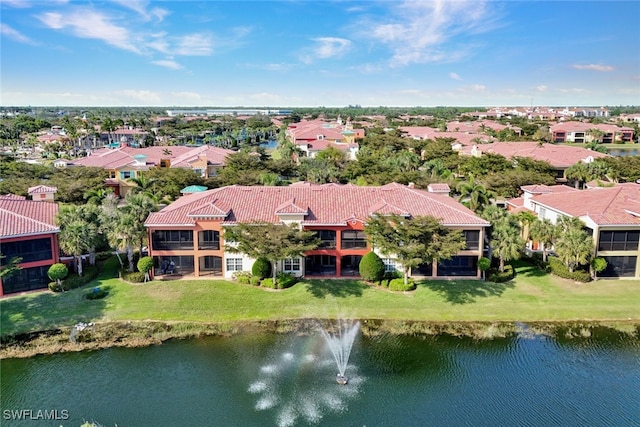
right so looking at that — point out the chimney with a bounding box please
[407,182,415,188]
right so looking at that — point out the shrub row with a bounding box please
[120,270,146,283]
[388,277,416,292]
[232,271,298,289]
[547,257,592,283]
[48,265,99,292]
[487,264,514,283]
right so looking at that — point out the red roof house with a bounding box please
[144,182,489,280]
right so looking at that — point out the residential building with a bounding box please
[0,195,60,295]
[286,118,364,160]
[459,141,609,181]
[509,183,640,279]
[550,122,634,143]
[27,185,57,202]
[71,145,233,197]
[144,182,489,280]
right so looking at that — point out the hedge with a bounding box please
[487,264,514,283]
[548,257,592,283]
[49,265,99,292]
[388,278,416,292]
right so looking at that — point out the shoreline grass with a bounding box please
[2,258,639,357]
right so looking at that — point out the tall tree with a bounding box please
[529,218,558,262]
[554,223,593,272]
[56,205,101,274]
[490,215,524,272]
[456,174,492,212]
[365,214,466,285]
[123,192,157,257]
[223,222,320,284]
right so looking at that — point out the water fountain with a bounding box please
[319,319,360,385]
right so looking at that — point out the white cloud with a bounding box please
[0,23,38,45]
[535,85,548,92]
[449,72,462,80]
[572,64,614,72]
[116,89,162,103]
[37,9,141,54]
[300,37,352,64]
[113,0,170,22]
[363,0,499,66]
[151,59,183,70]
[1,0,33,8]
[174,33,213,56]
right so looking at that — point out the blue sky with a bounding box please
[1,1,639,107]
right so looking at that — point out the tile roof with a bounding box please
[532,183,640,225]
[521,184,577,195]
[460,141,609,168]
[145,183,490,227]
[0,198,59,238]
[72,145,233,169]
[27,185,57,194]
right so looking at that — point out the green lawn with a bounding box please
[2,258,639,337]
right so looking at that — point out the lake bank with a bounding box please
[2,319,638,359]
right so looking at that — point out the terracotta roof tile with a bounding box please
[532,183,640,225]
[0,199,59,238]
[146,183,489,228]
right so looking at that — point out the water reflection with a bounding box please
[1,327,639,426]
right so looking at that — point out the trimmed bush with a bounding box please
[261,278,276,289]
[137,256,155,282]
[592,257,608,274]
[359,252,386,282]
[252,257,272,280]
[383,270,401,287]
[487,264,514,283]
[50,265,100,292]
[85,286,108,300]
[548,257,592,283]
[233,271,252,285]
[47,263,69,287]
[250,276,261,286]
[276,272,298,289]
[121,271,145,283]
[388,278,416,292]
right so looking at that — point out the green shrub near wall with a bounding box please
[487,264,514,283]
[252,257,272,280]
[548,257,592,282]
[49,265,100,292]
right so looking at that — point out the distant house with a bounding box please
[27,185,57,202]
[71,145,233,197]
[459,141,610,181]
[507,183,640,279]
[286,118,364,160]
[144,182,489,280]
[550,122,634,143]
[0,196,60,295]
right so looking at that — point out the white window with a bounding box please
[226,258,243,272]
[538,207,546,220]
[283,258,301,272]
[383,258,399,272]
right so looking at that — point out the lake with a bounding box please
[2,325,639,426]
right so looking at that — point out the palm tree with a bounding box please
[490,216,524,272]
[555,227,593,272]
[123,192,157,257]
[58,219,98,276]
[127,173,158,197]
[530,218,558,262]
[515,211,538,246]
[457,175,492,213]
[565,162,592,189]
[84,188,112,205]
